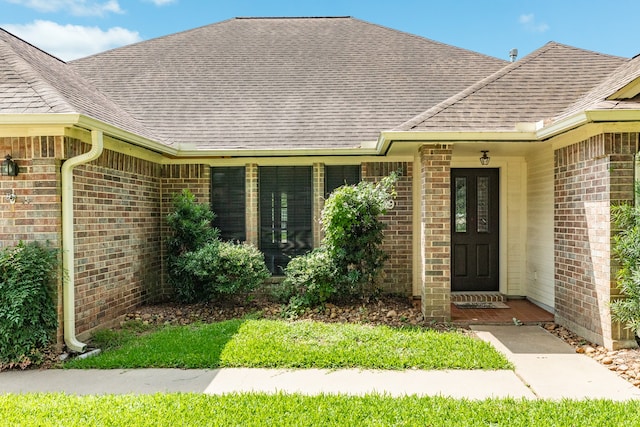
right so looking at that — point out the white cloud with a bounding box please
[519,13,549,33]
[3,20,141,60]
[146,0,176,5]
[5,0,123,16]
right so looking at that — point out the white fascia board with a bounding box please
[75,116,178,156]
[0,113,82,125]
[534,113,589,140]
[607,78,640,100]
[0,113,179,156]
[174,146,381,158]
[586,109,640,122]
[535,110,640,140]
[377,130,538,153]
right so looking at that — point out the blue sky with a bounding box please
[1,0,639,61]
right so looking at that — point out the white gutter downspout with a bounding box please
[62,129,104,352]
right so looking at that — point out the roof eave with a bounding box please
[0,114,383,157]
[537,109,640,140]
[534,113,590,140]
[586,109,640,122]
[376,130,539,153]
[607,78,640,100]
[0,113,82,126]
[175,145,381,158]
[75,115,178,156]
[0,114,179,156]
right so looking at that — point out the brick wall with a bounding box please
[69,138,163,337]
[419,146,452,320]
[362,162,413,295]
[0,136,64,343]
[554,132,638,348]
[0,136,63,247]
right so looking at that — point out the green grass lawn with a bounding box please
[64,319,511,370]
[1,393,638,427]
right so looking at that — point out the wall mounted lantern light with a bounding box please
[479,150,490,166]
[1,155,18,176]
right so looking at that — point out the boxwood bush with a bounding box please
[277,248,336,311]
[166,189,269,303]
[182,241,269,299]
[0,241,58,368]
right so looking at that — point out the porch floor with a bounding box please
[451,299,554,325]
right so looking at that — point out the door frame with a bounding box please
[451,167,500,292]
[448,163,506,295]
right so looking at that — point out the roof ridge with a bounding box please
[554,55,638,120]
[393,42,598,131]
[393,44,552,130]
[0,27,66,63]
[0,29,76,112]
[72,17,354,62]
[349,17,507,63]
[1,28,169,143]
[235,16,352,20]
[543,40,627,60]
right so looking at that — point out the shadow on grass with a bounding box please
[64,318,247,369]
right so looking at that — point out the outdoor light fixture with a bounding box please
[479,151,490,166]
[1,155,18,176]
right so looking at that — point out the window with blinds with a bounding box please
[259,166,313,275]
[325,165,361,197]
[210,166,246,242]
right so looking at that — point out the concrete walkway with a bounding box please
[0,325,638,400]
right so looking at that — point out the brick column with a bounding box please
[554,132,639,349]
[420,145,452,320]
[245,163,259,246]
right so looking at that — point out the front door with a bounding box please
[451,168,499,291]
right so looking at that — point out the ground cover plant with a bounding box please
[64,319,510,370]
[1,393,638,427]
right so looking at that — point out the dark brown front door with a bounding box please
[451,168,499,292]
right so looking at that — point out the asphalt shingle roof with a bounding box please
[557,54,640,118]
[70,17,507,150]
[3,18,636,151]
[0,28,161,143]
[395,42,626,132]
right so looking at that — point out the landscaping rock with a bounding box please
[118,294,640,391]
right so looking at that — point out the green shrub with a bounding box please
[611,189,640,336]
[0,241,58,367]
[166,189,219,302]
[184,241,269,299]
[166,190,219,255]
[168,252,207,303]
[279,173,398,312]
[275,249,336,311]
[166,189,269,303]
[321,172,398,297]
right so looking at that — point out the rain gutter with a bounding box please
[61,129,104,352]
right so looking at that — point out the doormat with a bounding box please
[453,301,509,309]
